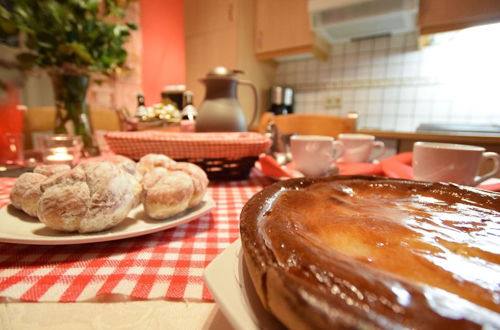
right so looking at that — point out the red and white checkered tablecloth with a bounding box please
[0,172,272,302]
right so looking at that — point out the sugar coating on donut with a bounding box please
[142,167,194,219]
[34,164,71,177]
[167,162,208,207]
[104,155,137,176]
[9,172,48,217]
[137,154,176,177]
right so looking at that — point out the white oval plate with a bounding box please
[0,195,215,245]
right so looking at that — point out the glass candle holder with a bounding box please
[0,132,24,166]
[41,135,82,166]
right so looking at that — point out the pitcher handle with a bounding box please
[239,80,259,130]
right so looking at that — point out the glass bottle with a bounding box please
[135,93,149,120]
[180,91,198,132]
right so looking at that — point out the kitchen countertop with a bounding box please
[360,130,500,145]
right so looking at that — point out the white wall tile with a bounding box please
[384,87,401,101]
[358,53,372,66]
[296,60,307,72]
[357,66,371,79]
[368,88,384,101]
[274,26,500,132]
[365,115,381,128]
[306,59,318,72]
[402,62,419,77]
[344,54,358,67]
[387,64,404,78]
[372,50,388,65]
[332,43,345,55]
[359,39,373,52]
[343,68,357,80]
[388,49,405,65]
[404,34,418,49]
[318,69,331,83]
[398,102,415,116]
[370,65,386,79]
[331,69,343,81]
[331,55,344,68]
[400,87,416,101]
[355,88,369,102]
[368,102,383,115]
[343,102,356,113]
[374,36,389,50]
[379,116,397,130]
[390,34,405,49]
[416,86,435,100]
[383,103,399,116]
[395,116,416,131]
[345,42,359,54]
[356,103,369,116]
[404,51,421,63]
[342,89,355,102]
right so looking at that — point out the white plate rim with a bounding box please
[204,239,284,330]
[0,195,215,245]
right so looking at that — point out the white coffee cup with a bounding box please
[290,135,344,177]
[412,142,500,186]
[338,133,385,163]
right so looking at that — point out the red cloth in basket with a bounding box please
[105,131,271,160]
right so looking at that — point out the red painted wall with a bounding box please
[140,0,186,105]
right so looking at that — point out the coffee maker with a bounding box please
[269,86,294,115]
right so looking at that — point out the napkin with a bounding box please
[259,155,294,178]
[476,182,500,192]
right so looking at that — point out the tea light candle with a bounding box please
[44,147,74,165]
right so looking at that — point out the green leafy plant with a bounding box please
[0,0,138,155]
[0,0,137,75]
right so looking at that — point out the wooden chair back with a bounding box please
[258,112,357,138]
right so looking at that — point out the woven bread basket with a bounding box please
[105,131,271,180]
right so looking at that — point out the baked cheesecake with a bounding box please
[240,176,500,329]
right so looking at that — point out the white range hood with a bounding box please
[308,0,419,44]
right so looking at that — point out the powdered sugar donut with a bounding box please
[166,162,208,207]
[142,167,194,219]
[37,162,141,233]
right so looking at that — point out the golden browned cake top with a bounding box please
[240,176,500,329]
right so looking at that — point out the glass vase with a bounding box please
[49,71,100,156]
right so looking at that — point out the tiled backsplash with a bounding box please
[274,23,500,132]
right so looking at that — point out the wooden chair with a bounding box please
[23,106,121,149]
[258,112,357,138]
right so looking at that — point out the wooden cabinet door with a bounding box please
[419,0,500,34]
[255,0,321,59]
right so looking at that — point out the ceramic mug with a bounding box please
[412,142,500,186]
[291,135,344,177]
[338,133,385,163]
